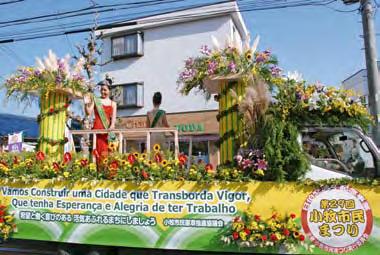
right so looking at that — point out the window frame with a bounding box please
[111,31,144,59]
[112,82,144,109]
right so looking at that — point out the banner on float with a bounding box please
[7,131,23,152]
[0,180,379,254]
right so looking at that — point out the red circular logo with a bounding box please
[301,185,372,254]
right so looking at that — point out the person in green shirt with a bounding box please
[146,92,170,151]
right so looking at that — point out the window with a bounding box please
[112,82,144,108]
[328,131,374,177]
[111,32,143,58]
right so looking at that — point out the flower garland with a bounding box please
[221,212,311,253]
[0,148,266,182]
[37,100,71,123]
[299,177,380,188]
[36,137,68,148]
[216,104,239,121]
[0,204,16,241]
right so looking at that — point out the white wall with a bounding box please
[101,16,239,117]
[342,69,368,95]
[342,62,380,97]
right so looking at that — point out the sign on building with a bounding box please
[8,131,23,152]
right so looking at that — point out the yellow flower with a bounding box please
[166,166,172,172]
[153,144,161,152]
[248,221,258,230]
[275,232,282,240]
[0,165,9,173]
[63,171,70,178]
[245,50,253,60]
[25,159,33,165]
[239,231,248,241]
[4,215,14,223]
[133,152,139,158]
[255,169,265,176]
[151,163,159,170]
[74,160,81,167]
[108,142,118,152]
[103,158,108,165]
[161,160,168,167]
[141,153,147,160]
[121,160,128,166]
[89,163,97,172]
[232,222,244,232]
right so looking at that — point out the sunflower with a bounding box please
[153,144,161,152]
[103,158,109,165]
[121,160,128,166]
[245,50,252,60]
[141,153,148,160]
[161,160,168,167]
[133,152,139,158]
[108,142,117,151]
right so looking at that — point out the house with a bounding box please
[342,61,380,107]
[98,0,249,166]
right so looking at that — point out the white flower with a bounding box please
[286,71,304,82]
[243,33,251,51]
[225,34,233,48]
[43,50,59,72]
[308,92,320,110]
[251,35,260,54]
[35,57,45,72]
[233,32,242,54]
[74,57,85,74]
[62,54,71,77]
[211,35,221,50]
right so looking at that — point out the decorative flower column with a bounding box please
[216,79,245,163]
[4,50,87,160]
[38,91,69,156]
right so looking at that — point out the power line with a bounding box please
[0,0,345,44]
[0,0,24,6]
[0,0,186,28]
[0,0,188,36]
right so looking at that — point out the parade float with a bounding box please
[0,37,379,255]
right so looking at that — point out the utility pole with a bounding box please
[361,0,380,145]
[343,0,380,145]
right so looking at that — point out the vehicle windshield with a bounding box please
[302,130,375,178]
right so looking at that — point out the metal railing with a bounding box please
[69,128,179,156]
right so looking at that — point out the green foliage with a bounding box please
[254,116,309,181]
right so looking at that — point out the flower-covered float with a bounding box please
[0,37,378,255]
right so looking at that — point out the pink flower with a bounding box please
[257,159,267,170]
[234,154,243,164]
[242,159,252,169]
[228,61,237,73]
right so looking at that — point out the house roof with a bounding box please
[342,61,380,84]
[98,0,248,40]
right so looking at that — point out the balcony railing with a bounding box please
[69,128,179,157]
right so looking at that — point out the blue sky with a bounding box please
[0,0,378,117]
